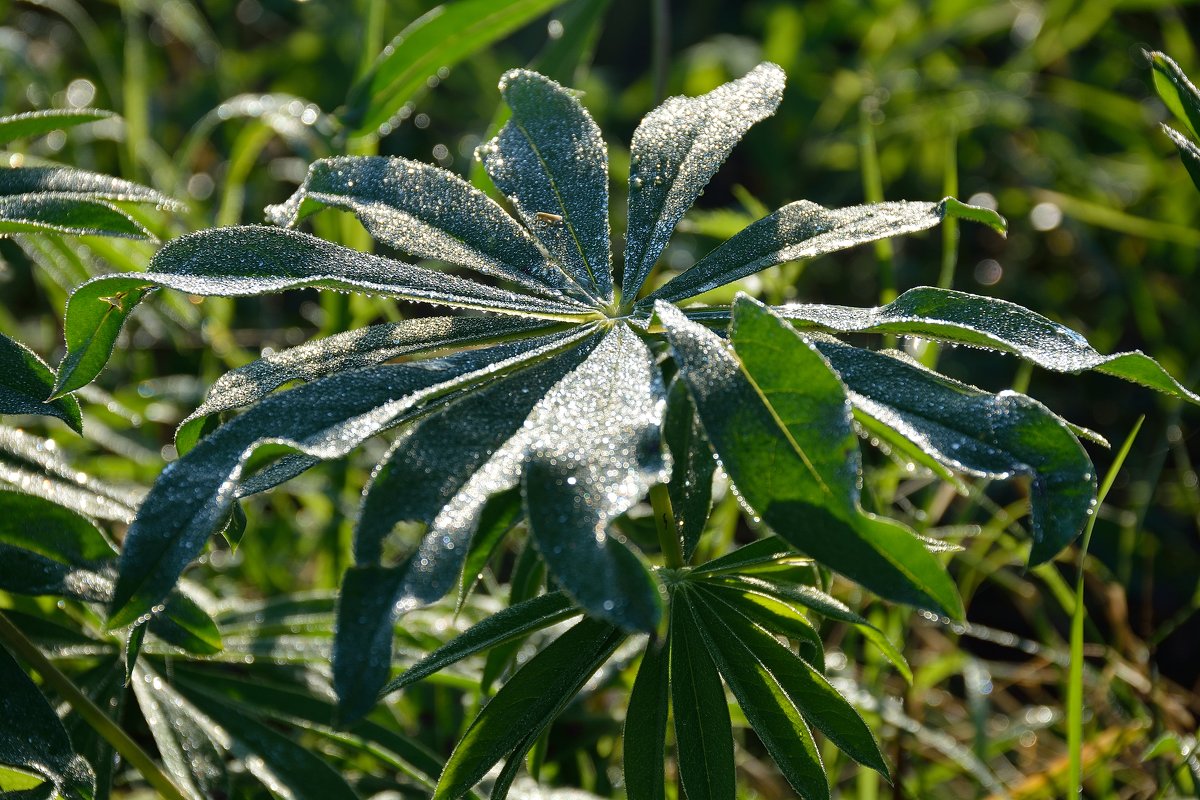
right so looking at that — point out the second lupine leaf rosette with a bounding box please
[51,63,1197,744]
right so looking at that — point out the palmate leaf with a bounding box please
[644,198,1005,305]
[659,299,964,617]
[0,333,83,432]
[53,226,595,397]
[622,62,785,300]
[0,639,96,800]
[479,69,612,301]
[684,286,1200,404]
[815,339,1096,564]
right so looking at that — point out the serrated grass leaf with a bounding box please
[481,69,612,301]
[433,616,623,800]
[623,63,785,300]
[647,197,1002,305]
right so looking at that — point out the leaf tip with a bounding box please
[940,196,1007,237]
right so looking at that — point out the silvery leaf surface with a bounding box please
[690,286,1199,404]
[107,329,592,629]
[479,69,612,302]
[645,197,1005,305]
[176,314,561,452]
[815,339,1096,564]
[0,333,82,432]
[0,194,153,239]
[54,225,595,397]
[266,156,588,303]
[658,298,962,617]
[0,109,114,145]
[0,166,178,207]
[621,63,785,301]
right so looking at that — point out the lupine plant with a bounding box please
[3,52,1198,799]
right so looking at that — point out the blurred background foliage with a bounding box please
[2,0,1200,796]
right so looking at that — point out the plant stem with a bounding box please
[651,0,670,104]
[650,483,683,568]
[0,611,190,800]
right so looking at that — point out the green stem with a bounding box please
[650,483,683,568]
[0,611,189,800]
[651,0,670,104]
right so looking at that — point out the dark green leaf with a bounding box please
[1163,124,1200,193]
[815,338,1096,564]
[623,636,670,800]
[0,109,114,144]
[622,62,785,300]
[685,589,831,800]
[481,69,612,301]
[690,536,796,575]
[696,591,890,779]
[177,315,560,452]
[109,331,589,629]
[659,299,963,616]
[647,197,1004,305]
[433,616,623,800]
[179,688,359,800]
[695,582,824,671]
[148,589,223,656]
[687,286,1200,404]
[457,488,524,607]
[669,592,735,800]
[0,334,82,432]
[0,639,96,800]
[131,664,227,800]
[382,591,579,697]
[54,226,593,396]
[0,490,116,602]
[267,156,589,302]
[345,0,571,136]
[663,378,714,560]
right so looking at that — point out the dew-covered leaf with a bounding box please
[382,591,579,697]
[131,664,227,800]
[663,377,714,560]
[344,0,571,136]
[623,636,669,800]
[1148,50,1200,139]
[433,617,624,800]
[149,589,223,655]
[621,63,785,300]
[0,194,151,239]
[521,324,669,630]
[0,109,114,145]
[646,197,1005,305]
[177,688,359,800]
[669,592,735,800]
[54,226,593,396]
[694,287,1200,404]
[480,69,612,301]
[0,490,115,602]
[0,638,96,800]
[684,589,830,800]
[109,330,589,629]
[660,299,962,616]
[0,166,178,207]
[0,334,82,432]
[815,339,1096,564]
[694,582,824,671]
[457,488,524,606]
[267,156,586,302]
[1163,124,1200,192]
[176,314,560,452]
